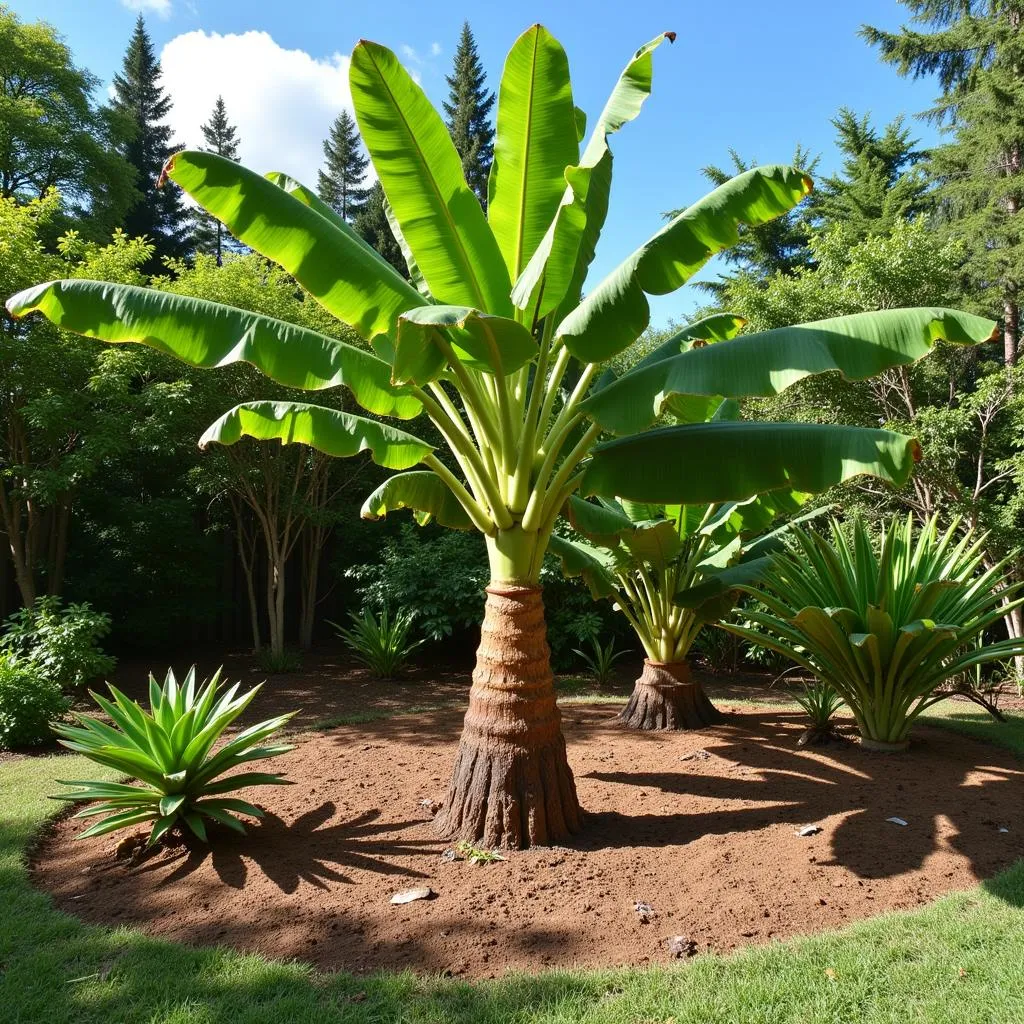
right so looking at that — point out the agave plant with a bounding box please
[331,606,424,679]
[552,475,819,729]
[53,667,294,844]
[792,681,846,747]
[722,515,1024,750]
[9,27,998,846]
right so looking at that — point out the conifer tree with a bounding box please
[863,2,1024,364]
[443,22,495,206]
[810,109,930,239]
[108,15,190,269]
[193,96,242,264]
[354,181,408,277]
[317,109,369,221]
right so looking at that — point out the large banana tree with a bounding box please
[551,475,818,729]
[6,27,998,848]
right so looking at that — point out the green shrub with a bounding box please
[53,666,295,845]
[343,525,488,642]
[1,597,115,690]
[0,654,70,749]
[330,607,424,679]
[343,524,622,668]
[256,647,302,674]
[726,515,1024,748]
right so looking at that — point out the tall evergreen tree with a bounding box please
[443,22,495,206]
[317,109,369,220]
[193,95,241,264]
[108,15,190,270]
[810,109,930,238]
[863,2,1024,364]
[354,180,408,277]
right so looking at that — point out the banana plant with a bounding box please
[551,483,818,730]
[6,27,999,848]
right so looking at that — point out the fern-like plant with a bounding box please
[572,635,629,685]
[331,607,424,679]
[725,515,1024,749]
[54,667,295,845]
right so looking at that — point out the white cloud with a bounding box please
[158,30,354,190]
[121,0,172,18]
[400,43,419,62]
[430,42,442,57]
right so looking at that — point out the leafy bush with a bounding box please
[573,636,630,685]
[0,654,70,749]
[1,597,115,690]
[343,524,622,668]
[331,607,424,679]
[343,525,489,642]
[726,515,1024,748]
[54,666,294,845]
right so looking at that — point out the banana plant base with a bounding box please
[859,736,911,753]
[435,585,582,849]
[616,660,726,731]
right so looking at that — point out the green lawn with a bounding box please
[3,714,1024,1024]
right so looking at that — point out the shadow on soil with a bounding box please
[133,804,443,891]
[578,708,1020,880]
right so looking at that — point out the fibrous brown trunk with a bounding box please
[435,585,582,849]
[616,660,725,730]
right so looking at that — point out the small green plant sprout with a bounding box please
[723,515,1024,751]
[330,606,425,680]
[572,635,629,685]
[256,647,303,674]
[52,666,295,846]
[792,680,846,747]
[455,840,506,864]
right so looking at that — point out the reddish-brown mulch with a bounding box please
[32,703,1024,978]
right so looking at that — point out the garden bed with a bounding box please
[32,703,1024,978]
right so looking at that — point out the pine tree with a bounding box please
[354,181,408,277]
[108,15,190,269]
[317,109,370,220]
[862,2,1024,364]
[193,96,242,265]
[443,22,495,206]
[810,109,930,238]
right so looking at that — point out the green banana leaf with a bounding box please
[583,307,1000,435]
[512,32,675,320]
[393,305,537,385]
[547,534,619,600]
[349,40,512,315]
[361,471,474,529]
[5,280,422,421]
[581,421,920,504]
[200,401,432,470]
[557,165,812,362]
[161,151,424,347]
[488,25,579,281]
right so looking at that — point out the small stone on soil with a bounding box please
[886,817,908,826]
[418,798,440,815]
[666,935,698,958]
[390,887,434,905]
[634,901,654,923]
[440,848,457,862]
[797,824,823,837]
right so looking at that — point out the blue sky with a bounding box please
[19,0,941,326]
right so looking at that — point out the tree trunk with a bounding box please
[435,584,582,849]
[1004,298,1019,367]
[616,660,725,730]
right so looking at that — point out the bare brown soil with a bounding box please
[32,702,1024,978]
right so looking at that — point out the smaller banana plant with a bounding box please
[551,483,817,729]
[721,515,1024,750]
[53,667,295,845]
